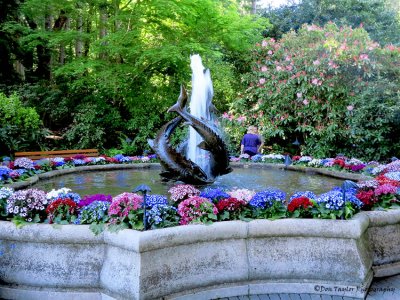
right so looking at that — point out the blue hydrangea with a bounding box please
[114,154,125,161]
[14,157,34,169]
[331,185,358,195]
[200,187,230,201]
[0,187,13,200]
[316,190,363,210]
[49,191,81,204]
[145,194,168,207]
[75,201,110,224]
[289,191,317,202]
[146,204,178,226]
[120,156,132,163]
[249,188,286,209]
[12,169,27,176]
[251,154,263,162]
[0,167,11,180]
[73,159,86,165]
[52,157,66,167]
[385,172,400,181]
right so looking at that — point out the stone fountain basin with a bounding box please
[0,209,399,300]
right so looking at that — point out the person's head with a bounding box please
[247,126,257,134]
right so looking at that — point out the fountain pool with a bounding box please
[32,166,344,197]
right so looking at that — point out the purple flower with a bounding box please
[78,194,112,208]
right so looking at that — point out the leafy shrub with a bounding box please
[0,93,43,155]
[229,23,400,160]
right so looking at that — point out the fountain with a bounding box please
[148,54,232,184]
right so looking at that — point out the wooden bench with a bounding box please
[14,149,99,160]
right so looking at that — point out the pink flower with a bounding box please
[303,99,309,105]
[276,66,283,71]
[237,116,246,123]
[359,54,369,60]
[311,78,319,85]
[259,78,266,84]
[347,105,354,111]
[296,92,302,98]
[261,40,268,47]
[375,184,397,196]
[313,60,320,65]
[261,65,268,72]
[268,50,273,55]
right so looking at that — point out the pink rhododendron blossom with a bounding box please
[313,60,320,65]
[261,66,268,72]
[259,78,266,84]
[359,54,369,60]
[303,99,309,105]
[347,105,354,111]
[237,116,246,123]
[261,40,268,47]
[296,92,302,98]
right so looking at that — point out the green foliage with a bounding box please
[262,0,400,46]
[0,92,45,155]
[311,202,358,220]
[229,24,400,160]
[251,201,287,220]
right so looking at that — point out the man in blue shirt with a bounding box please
[240,126,262,156]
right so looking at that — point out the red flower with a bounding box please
[216,197,246,212]
[292,156,301,161]
[333,159,346,168]
[46,198,78,224]
[375,174,400,187]
[356,190,377,207]
[287,196,314,212]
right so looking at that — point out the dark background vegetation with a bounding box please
[0,0,399,161]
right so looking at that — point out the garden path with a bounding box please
[217,274,400,300]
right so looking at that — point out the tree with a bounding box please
[0,0,269,152]
[262,0,400,46]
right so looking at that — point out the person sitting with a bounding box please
[240,126,262,157]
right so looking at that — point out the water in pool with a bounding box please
[33,167,345,198]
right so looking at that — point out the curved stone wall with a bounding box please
[0,209,399,300]
[1,163,397,300]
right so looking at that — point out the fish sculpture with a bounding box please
[148,116,212,185]
[168,85,232,178]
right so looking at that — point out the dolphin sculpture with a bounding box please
[148,116,212,185]
[168,85,232,178]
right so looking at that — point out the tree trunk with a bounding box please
[99,2,108,59]
[75,14,83,57]
[35,14,52,80]
[251,0,257,14]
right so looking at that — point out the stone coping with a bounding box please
[0,209,399,299]
[6,162,371,191]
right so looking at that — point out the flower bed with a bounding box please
[0,154,399,298]
[0,214,379,299]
